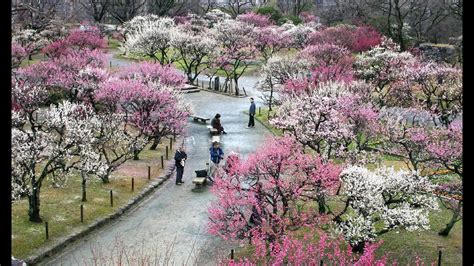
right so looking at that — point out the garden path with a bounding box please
[41,52,272,265]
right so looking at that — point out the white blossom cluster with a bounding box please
[11,102,111,200]
[338,165,439,245]
[123,17,175,58]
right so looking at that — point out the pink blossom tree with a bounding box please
[352,25,383,52]
[308,25,356,50]
[208,137,341,243]
[42,26,106,58]
[253,26,291,62]
[95,78,191,158]
[12,42,27,69]
[236,12,272,27]
[116,62,186,87]
[226,231,390,265]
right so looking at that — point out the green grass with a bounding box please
[19,53,45,67]
[107,38,122,49]
[12,141,176,259]
[252,107,283,136]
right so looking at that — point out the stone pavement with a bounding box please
[41,90,272,265]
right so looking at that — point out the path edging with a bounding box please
[199,87,247,98]
[23,158,177,265]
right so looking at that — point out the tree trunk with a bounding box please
[133,148,140,160]
[317,195,327,214]
[28,54,33,61]
[149,138,159,150]
[269,85,273,112]
[81,173,87,202]
[234,78,239,96]
[101,173,110,184]
[351,241,365,253]
[438,209,461,236]
[28,186,42,223]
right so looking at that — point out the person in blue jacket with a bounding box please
[247,97,256,128]
[209,142,224,178]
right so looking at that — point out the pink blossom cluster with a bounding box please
[308,25,382,52]
[11,42,27,68]
[42,26,106,58]
[208,136,340,242]
[117,62,186,87]
[236,12,272,27]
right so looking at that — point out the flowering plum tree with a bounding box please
[226,231,389,265]
[208,137,341,242]
[407,62,462,127]
[212,19,258,95]
[336,166,439,252]
[169,25,217,83]
[256,56,307,111]
[12,102,106,222]
[236,12,272,27]
[123,16,176,64]
[282,22,317,49]
[427,120,463,177]
[270,82,356,159]
[93,113,148,183]
[11,42,27,69]
[378,108,435,172]
[12,29,50,60]
[253,26,291,62]
[434,182,462,236]
[117,62,186,87]
[42,26,106,58]
[18,49,107,95]
[354,44,417,107]
[95,78,191,158]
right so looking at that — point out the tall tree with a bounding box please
[107,0,146,24]
[80,0,110,23]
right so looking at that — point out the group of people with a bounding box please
[173,97,257,185]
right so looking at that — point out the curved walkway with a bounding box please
[42,60,272,264]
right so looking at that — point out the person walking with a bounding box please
[209,141,224,180]
[211,113,227,134]
[174,146,187,185]
[247,97,256,128]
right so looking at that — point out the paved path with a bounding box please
[42,86,272,264]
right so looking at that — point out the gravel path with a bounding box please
[41,51,272,265]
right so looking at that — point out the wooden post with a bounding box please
[438,250,442,266]
[161,155,164,169]
[230,249,234,259]
[148,166,151,180]
[80,204,84,223]
[132,178,135,191]
[166,146,169,160]
[110,190,113,207]
[45,221,49,240]
[170,137,173,150]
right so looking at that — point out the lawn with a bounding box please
[12,140,177,259]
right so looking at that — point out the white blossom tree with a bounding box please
[335,165,439,252]
[170,24,218,83]
[123,16,176,64]
[12,101,107,222]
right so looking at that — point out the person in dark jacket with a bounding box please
[174,146,187,185]
[211,113,227,134]
[247,97,256,128]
